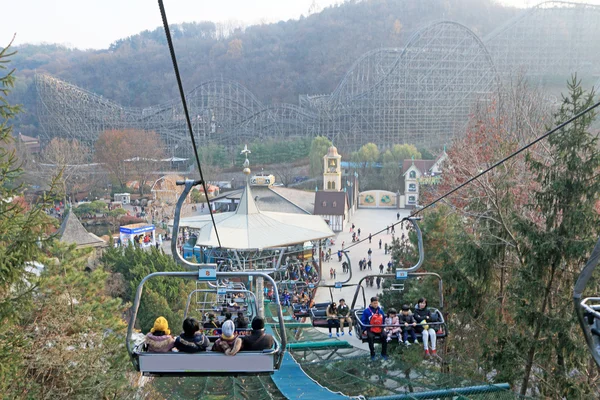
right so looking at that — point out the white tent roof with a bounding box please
[175,184,334,250]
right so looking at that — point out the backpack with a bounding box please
[368,308,384,333]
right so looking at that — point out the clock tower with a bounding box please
[323,145,342,191]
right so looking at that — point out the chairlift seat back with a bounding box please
[135,343,279,376]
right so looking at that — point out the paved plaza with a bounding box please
[313,207,412,346]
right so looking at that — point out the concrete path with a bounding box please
[313,208,412,347]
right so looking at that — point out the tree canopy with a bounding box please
[0,42,134,399]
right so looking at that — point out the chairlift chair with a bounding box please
[350,272,448,343]
[350,217,447,343]
[126,267,287,377]
[126,179,288,376]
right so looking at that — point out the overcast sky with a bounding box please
[3,0,597,49]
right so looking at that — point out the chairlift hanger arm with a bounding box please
[171,179,204,270]
[396,217,424,273]
[320,251,354,295]
[350,274,394,310]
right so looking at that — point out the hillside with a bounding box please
[7,0,517,137]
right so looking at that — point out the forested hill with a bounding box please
[9,0,517,136]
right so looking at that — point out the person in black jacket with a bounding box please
[242,317,274,351]
[203,313,220,329]
[235,312,249,329]
[399,304,417,345]
[174,317,210,353]
[414,298,437,356]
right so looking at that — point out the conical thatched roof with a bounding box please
[57,210,107,249]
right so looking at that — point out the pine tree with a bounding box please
[514,76,600,397]
[0,41,135,398]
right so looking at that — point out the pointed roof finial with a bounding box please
[241,144,251,176]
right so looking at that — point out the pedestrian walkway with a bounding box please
[313,208,411,346]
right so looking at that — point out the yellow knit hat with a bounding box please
[150,316,171,335]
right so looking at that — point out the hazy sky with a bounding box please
[3,0,597,49]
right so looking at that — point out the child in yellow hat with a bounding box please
[145,316,175,353]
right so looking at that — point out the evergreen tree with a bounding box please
[102,245,196,332]
[0,42,135,399]
[0,41,51,314]
[514,76,600,397]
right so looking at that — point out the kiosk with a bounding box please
[120,223,156,248]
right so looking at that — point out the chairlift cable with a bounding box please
[343,98,600,252]
[158,0,222,247]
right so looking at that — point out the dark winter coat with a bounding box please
[174,332,210,353]
[399,313,416,329]
[413,307,431,323]
[235,317,249,329]
[338,304,351,317]
[203,320,220,329]
[241,329,275,351]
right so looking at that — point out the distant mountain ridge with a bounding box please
[8,0,517,136]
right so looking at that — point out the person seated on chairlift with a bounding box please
[384,308,402,344]
[212,320,242,356]
[360,296,388,360]
[326,302,341,338]
[235,312,249,329]
[337,299,353,336]
[144,316,175,353]
[204,313,221,329]
[242,317,275,351]
[414,297,437,356]
[174,317,210,353]
[282,290,291,307]
[399,304,417,345]
[300,292,310,308]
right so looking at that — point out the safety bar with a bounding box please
[355,319,445,329]
[573,235,600,368]
[126,270,287,370]
[581,298,600,320]
[350,272,443,311]
[355,321,445,329]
